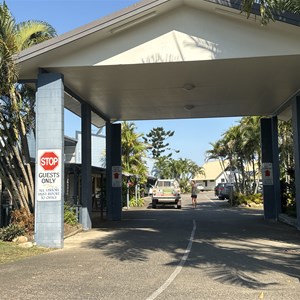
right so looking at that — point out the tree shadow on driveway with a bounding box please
[83,203,300,290]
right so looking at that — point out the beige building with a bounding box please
[193,160,230,191]
[193,160,261,191]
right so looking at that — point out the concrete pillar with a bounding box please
[80,103,92,229]
[106,122,122,220]
[35,73,64,248]
[292,97,300,230]
[260,117,281,220]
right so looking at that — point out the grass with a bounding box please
[0,241,51,264]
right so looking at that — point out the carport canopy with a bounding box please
[16,0,300,126]
[16,0,300,248]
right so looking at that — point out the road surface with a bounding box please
[1,192,300,299]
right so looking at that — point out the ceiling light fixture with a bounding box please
[184,105,195,111]
[182,83,195,91]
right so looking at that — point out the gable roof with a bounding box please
[16,0,300,127]
[194,160,229,181]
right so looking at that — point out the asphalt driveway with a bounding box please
[0,192,300,299]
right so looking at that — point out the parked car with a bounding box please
[152,179,181,209]
[217,183,234,200]
[197,184,204,192]
[215,183,225,197]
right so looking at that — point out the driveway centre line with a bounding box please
[146,219,197,300]
[204,194,221,207]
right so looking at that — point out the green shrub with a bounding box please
[64,204,78,226]
[0,224,26,242]
[252,194,263,204]
[231,192,263,206]
[231,192,248,206]
[129,197,144,207]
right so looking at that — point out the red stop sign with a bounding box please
[40,151,59,171]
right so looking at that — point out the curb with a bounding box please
[278,213,297,229]
[64,226,83,239]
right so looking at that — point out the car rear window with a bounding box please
[156,181,172,187]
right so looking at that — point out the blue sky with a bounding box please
[6,0,240,166]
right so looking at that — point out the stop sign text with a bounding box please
[40,152,59,171]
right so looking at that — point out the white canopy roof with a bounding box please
[16,0,300,127]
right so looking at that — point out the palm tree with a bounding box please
[121,121,148,179]
[210,122,260,194]
[121,121,148,203]
[0,1,57,215]
[206,140,230,182]
[222,125,246,192]
[278,120,294,181]
[153,155,172,179]
[240,116,262,193]
[174,158,204,192]
[153,156,203,193]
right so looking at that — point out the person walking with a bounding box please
[191,180,198,208]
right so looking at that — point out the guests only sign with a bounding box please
[37,149,62,201]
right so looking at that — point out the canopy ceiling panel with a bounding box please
[47,54,300,124]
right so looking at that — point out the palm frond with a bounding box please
[16,20,57,50]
